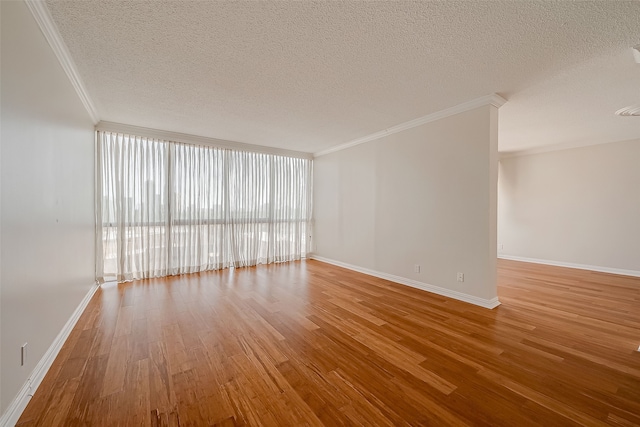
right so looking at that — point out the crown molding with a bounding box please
[96,121,314,160]
[24,0,100,124]
[615,104,640,116]
[498,136,640,160]
[314,94,507,157]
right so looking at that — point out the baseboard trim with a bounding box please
[0,282,100,427]
[309,255,500,309]
[498,255,640,278]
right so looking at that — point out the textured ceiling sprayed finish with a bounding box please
[46,1,640,153]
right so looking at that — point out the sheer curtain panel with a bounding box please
[96,131,312,283]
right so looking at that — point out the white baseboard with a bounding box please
[0,282,100,427]
[498,255,640,278]
[309,255,500,309]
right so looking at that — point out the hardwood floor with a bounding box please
[17,259,640,426]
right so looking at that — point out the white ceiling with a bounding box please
[45,0,640,154]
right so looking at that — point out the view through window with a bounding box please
[96,131,312,283]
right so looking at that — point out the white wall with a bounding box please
[1,1,95,415]
[313,105,499,305]
[498,139,640,275]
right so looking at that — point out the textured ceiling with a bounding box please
[45,0,640,154]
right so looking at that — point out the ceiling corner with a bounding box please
[24,0,100,124]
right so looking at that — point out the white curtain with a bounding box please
[96,131,312,283]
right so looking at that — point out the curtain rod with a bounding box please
[96,121,313,160]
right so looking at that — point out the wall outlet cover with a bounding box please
[21,343,28,366]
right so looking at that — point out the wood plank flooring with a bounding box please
[17,259,640,426]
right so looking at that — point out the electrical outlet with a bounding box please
[414,264,421,273]
[498,243,504,251]
[21,343,28,366]
[457,272,464,282]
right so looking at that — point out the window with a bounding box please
[96,131,312,283]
